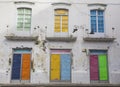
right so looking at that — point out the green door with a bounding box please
[98,54,108,80]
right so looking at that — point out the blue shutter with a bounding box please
[91,10,97,32]
[98,10,104,33]
[11,54,21,80]
[61,54,71,81]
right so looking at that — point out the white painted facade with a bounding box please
[0,0,120,85]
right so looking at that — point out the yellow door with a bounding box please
[50,54,60,80]
[21,54,31,80]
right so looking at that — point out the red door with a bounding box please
[90,55,99,80]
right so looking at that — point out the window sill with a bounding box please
[5,35,38,41]
[83,35,115,42]
[46,36,77,42]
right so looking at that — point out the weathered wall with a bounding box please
[0,0,120,84]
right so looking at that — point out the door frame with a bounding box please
[89,50,109,83]
[10,48,32,83]
[50,49,72,83]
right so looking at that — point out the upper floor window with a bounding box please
[54,9,68,32]
[17,8,32,31]
[90,10,104,33]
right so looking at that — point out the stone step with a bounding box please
[0,84,120,87]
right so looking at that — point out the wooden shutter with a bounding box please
[21,54,31,80]
[90,55,99,80]
[50,54,60,80]
[98,54,108,80]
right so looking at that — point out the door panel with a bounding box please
[98,54,108,80]
[50,54,60,80]
[90,55,99,80]
[61,54,71,81]
[11,54,21,80]
[21,54,31,80]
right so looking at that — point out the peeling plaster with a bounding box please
[33,29,47,72]
[34,48,46,71]
[0,0,120,84]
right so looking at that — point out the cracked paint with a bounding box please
[33,39,47,72]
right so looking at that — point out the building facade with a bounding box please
[0,0,120,85]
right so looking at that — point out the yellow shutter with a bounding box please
[62,16,68,32]
[50,54,60,80]
[54,16,61,32]
[54,9,68,32]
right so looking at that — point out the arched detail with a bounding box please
[14,1,34,5]
[88,3,107,10]
[51,2,71,6]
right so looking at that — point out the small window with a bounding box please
[17,8,32,31]
[54,9,68,33]
[90,10,104,33]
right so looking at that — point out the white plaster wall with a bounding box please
[0,0,120,84]
[108,46,120,84]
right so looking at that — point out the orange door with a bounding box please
[21,54,31,80]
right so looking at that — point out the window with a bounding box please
[54,9,68,32]
[90,50,108,83]
[90,10,104,33]
[17,8,32,31]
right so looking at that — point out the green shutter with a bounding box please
[98,54,108,80]
[17,13,24,30]
[17,8,31,31]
